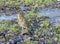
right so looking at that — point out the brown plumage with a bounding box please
[17,9,29,34]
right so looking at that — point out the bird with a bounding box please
[17,9,30,34]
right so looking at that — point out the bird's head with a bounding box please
[16,9,24,17]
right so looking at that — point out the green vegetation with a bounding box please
[0,0,57,6]
[0,0,60,44]
[0,20,19,32]
[20,0,56,6]
[0,12,60,43]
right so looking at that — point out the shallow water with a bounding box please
[0,6,60,24]
[0,7,60,20]
[39,7,60,17]
[39,7,60,25]
[0,13,17,20]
